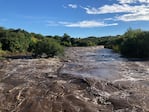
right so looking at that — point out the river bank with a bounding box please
[0,46,149,112]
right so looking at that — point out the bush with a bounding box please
[28,37,38,52]
[107,29,149,59]
[121,32,149,58]
[77,40,96,46]
[33,38,63,58]
[0,30,31,52]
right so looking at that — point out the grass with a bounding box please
[0,50,8,56]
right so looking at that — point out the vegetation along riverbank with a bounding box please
[0,26,149,59]
[0,26,149,112]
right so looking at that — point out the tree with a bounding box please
[33,38,63,58]
[61,33,72,46]
[0,30,31,52]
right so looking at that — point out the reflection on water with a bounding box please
[62,47,149,81]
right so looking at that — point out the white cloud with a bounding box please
[104,18,115,21]
[118,0,137,4]
[59,20,118,28]
[68,4,77,9]
[83,4,132,14]
[118,0,149,4]
[82,3,149,21]
[117,12,149,21]
[83,4,149,14]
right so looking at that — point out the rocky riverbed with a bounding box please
[0,46,149,112]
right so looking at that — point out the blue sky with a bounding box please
[0,0,149,37]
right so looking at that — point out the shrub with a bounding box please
[0,30,31,52]
[28,37,38,52]
[105,29,149,59]
[77,40,96,46]
[121,32,149,58]
[33,38,63,58]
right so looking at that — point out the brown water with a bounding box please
[62,47,149,82]
[61,47,149,111]
[0,47,149,111]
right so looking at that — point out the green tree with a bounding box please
[121,31,149,58]
[33,38,63,58]
[1,31,31,52]
[61,33,72,46]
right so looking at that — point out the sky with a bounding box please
[0,0,149,37]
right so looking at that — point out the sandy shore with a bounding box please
[0,46,149,112]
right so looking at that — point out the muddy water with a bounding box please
[0,46,149,112]
[62,47,149,82]
[61,46,149,111]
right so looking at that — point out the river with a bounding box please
[61,46,149,111]
[0,46,149,111]
[62,46,149,83]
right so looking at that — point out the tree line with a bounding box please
[0,27,63,57]
[0,26,149,59]
[105,28,149,59]
[0,26,110,58]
